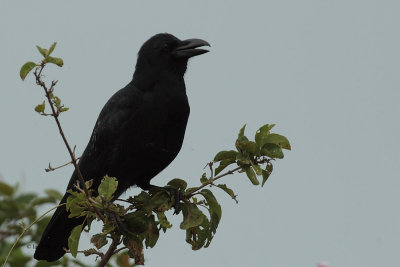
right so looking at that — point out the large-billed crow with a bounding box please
[34,33,210,261]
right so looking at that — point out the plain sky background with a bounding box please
[1,1,399,266]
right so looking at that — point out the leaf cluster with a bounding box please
[0,180,89,267]
[64,124,290,265]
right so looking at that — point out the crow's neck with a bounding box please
[132,67,186,91]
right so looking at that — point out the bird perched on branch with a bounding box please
[34,33,210,261]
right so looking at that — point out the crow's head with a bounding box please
[135,33,210,77]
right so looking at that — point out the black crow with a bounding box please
[34,33,210,261]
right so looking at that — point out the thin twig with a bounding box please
[45,157,81,172]
[186,157,271,197]
[112,246,128,256]
[34,63,105,221]
[75,249,104,258]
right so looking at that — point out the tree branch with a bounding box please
[97,237,120,267]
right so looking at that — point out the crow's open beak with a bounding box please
[173,38,210,58]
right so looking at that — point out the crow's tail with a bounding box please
[34,193,85,262]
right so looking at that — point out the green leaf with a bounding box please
[180,203,205,230]
[262,163,273,186]
[238,140,259,155]
[48,42,57,55]
[0,181,14,196]
[60,107,69,112]
[260,143,284,159]
[36,45,48,57]
[20,61,37,81]
[251,162,263,176]
[52,96,61,107]
[217,184,238,203]
[68,224,83,258]
[167,178,187,190]
[236,151,251,165]
[34,101,45,113]
[91,234,108,249]
[69,204,86,218]
[214,158,236,176]
[156,211,172,229]
[66,192,86,212]
[235,136,249,151]
[200,173,208,184]
[244,166,260,185]
[213,150,238,162]
[263,133,291,150]
[200,189,222,220]
[46,55,64,67]
[85,179,93,189]
[238,124,246,138]
[199,189,221,247]
[255,124,275,146]
[185,214,209,250]
[98,176,118,200]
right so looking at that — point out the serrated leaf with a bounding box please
[0,181,14,196]
[34,101,45,113]
[167,178,187,190]
[68,224,83,257]
[244,166,260,185]
[261,143,284,159]
[20,61,37,81]
[264,133,291,150]
[262,164,273,186]
[98,176,118,201]
[36,45,48,57]
[255,124,275,146]
[214,158,236,176]
[48,42,57,55]
[46,56,64,67]
[217,184,237,203]
[180,203,205,230]
[213,150,238,162]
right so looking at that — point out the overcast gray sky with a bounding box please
[1,1,400,266]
